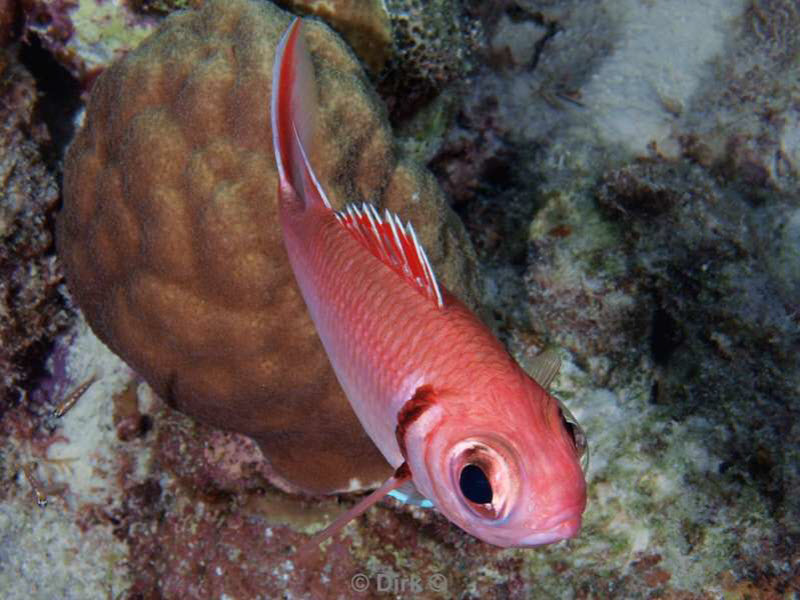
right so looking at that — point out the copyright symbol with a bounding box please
[350,573,369,593]
[428,573,447,592]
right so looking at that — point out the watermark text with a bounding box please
[350,571,448,595]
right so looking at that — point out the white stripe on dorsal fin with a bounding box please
[335,202,444,309]
[271,18,331,211]
[292,123,331,209]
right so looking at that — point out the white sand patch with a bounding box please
[46,319,138,506]
[1,316,155,598]
[0,499,129,599]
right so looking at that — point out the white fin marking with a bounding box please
[388,481,435,508]
[271,18,330,211]
[292,123,331,209]
[336,202,444,309]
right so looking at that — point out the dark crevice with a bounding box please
[651,307,684,365]
[18,35,83,166]
[502,2,561,72]
[528,19,560,72]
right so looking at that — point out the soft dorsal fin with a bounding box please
[335,203,444,309]
[273,20,443,308]
[271,17,331,210]
[528,348,561,389]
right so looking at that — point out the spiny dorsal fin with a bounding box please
[335,202,444,309]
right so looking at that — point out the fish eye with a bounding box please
[557,403,589,472]
[448,437,519,522]
[459,464,493,504]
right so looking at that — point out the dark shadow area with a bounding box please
[19,35,83,165]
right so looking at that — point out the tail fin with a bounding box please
[271,18,331,210]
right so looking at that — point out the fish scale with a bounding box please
[283,211,430,460]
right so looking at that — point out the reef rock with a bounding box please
[279,0,481,120]
[0,48,70,408]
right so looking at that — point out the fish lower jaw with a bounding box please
[518,516,582,547]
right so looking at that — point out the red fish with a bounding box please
[271,18,588,552]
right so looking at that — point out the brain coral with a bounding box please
[57,0,480,495]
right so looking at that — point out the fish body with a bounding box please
[272,19,587,548]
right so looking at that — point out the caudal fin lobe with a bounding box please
[271,18,331,210]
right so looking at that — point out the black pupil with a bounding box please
[459,464,493,504]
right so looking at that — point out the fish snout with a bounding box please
[553,515,582,538]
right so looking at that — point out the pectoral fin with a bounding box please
[528,348,562,390]
[297,463,412,560]
[388,479,435,508]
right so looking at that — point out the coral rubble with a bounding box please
[20,0,161,85]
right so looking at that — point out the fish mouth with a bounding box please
[519,508,583,546]
[519,518,581,546]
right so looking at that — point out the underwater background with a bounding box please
[0,0,797,598]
